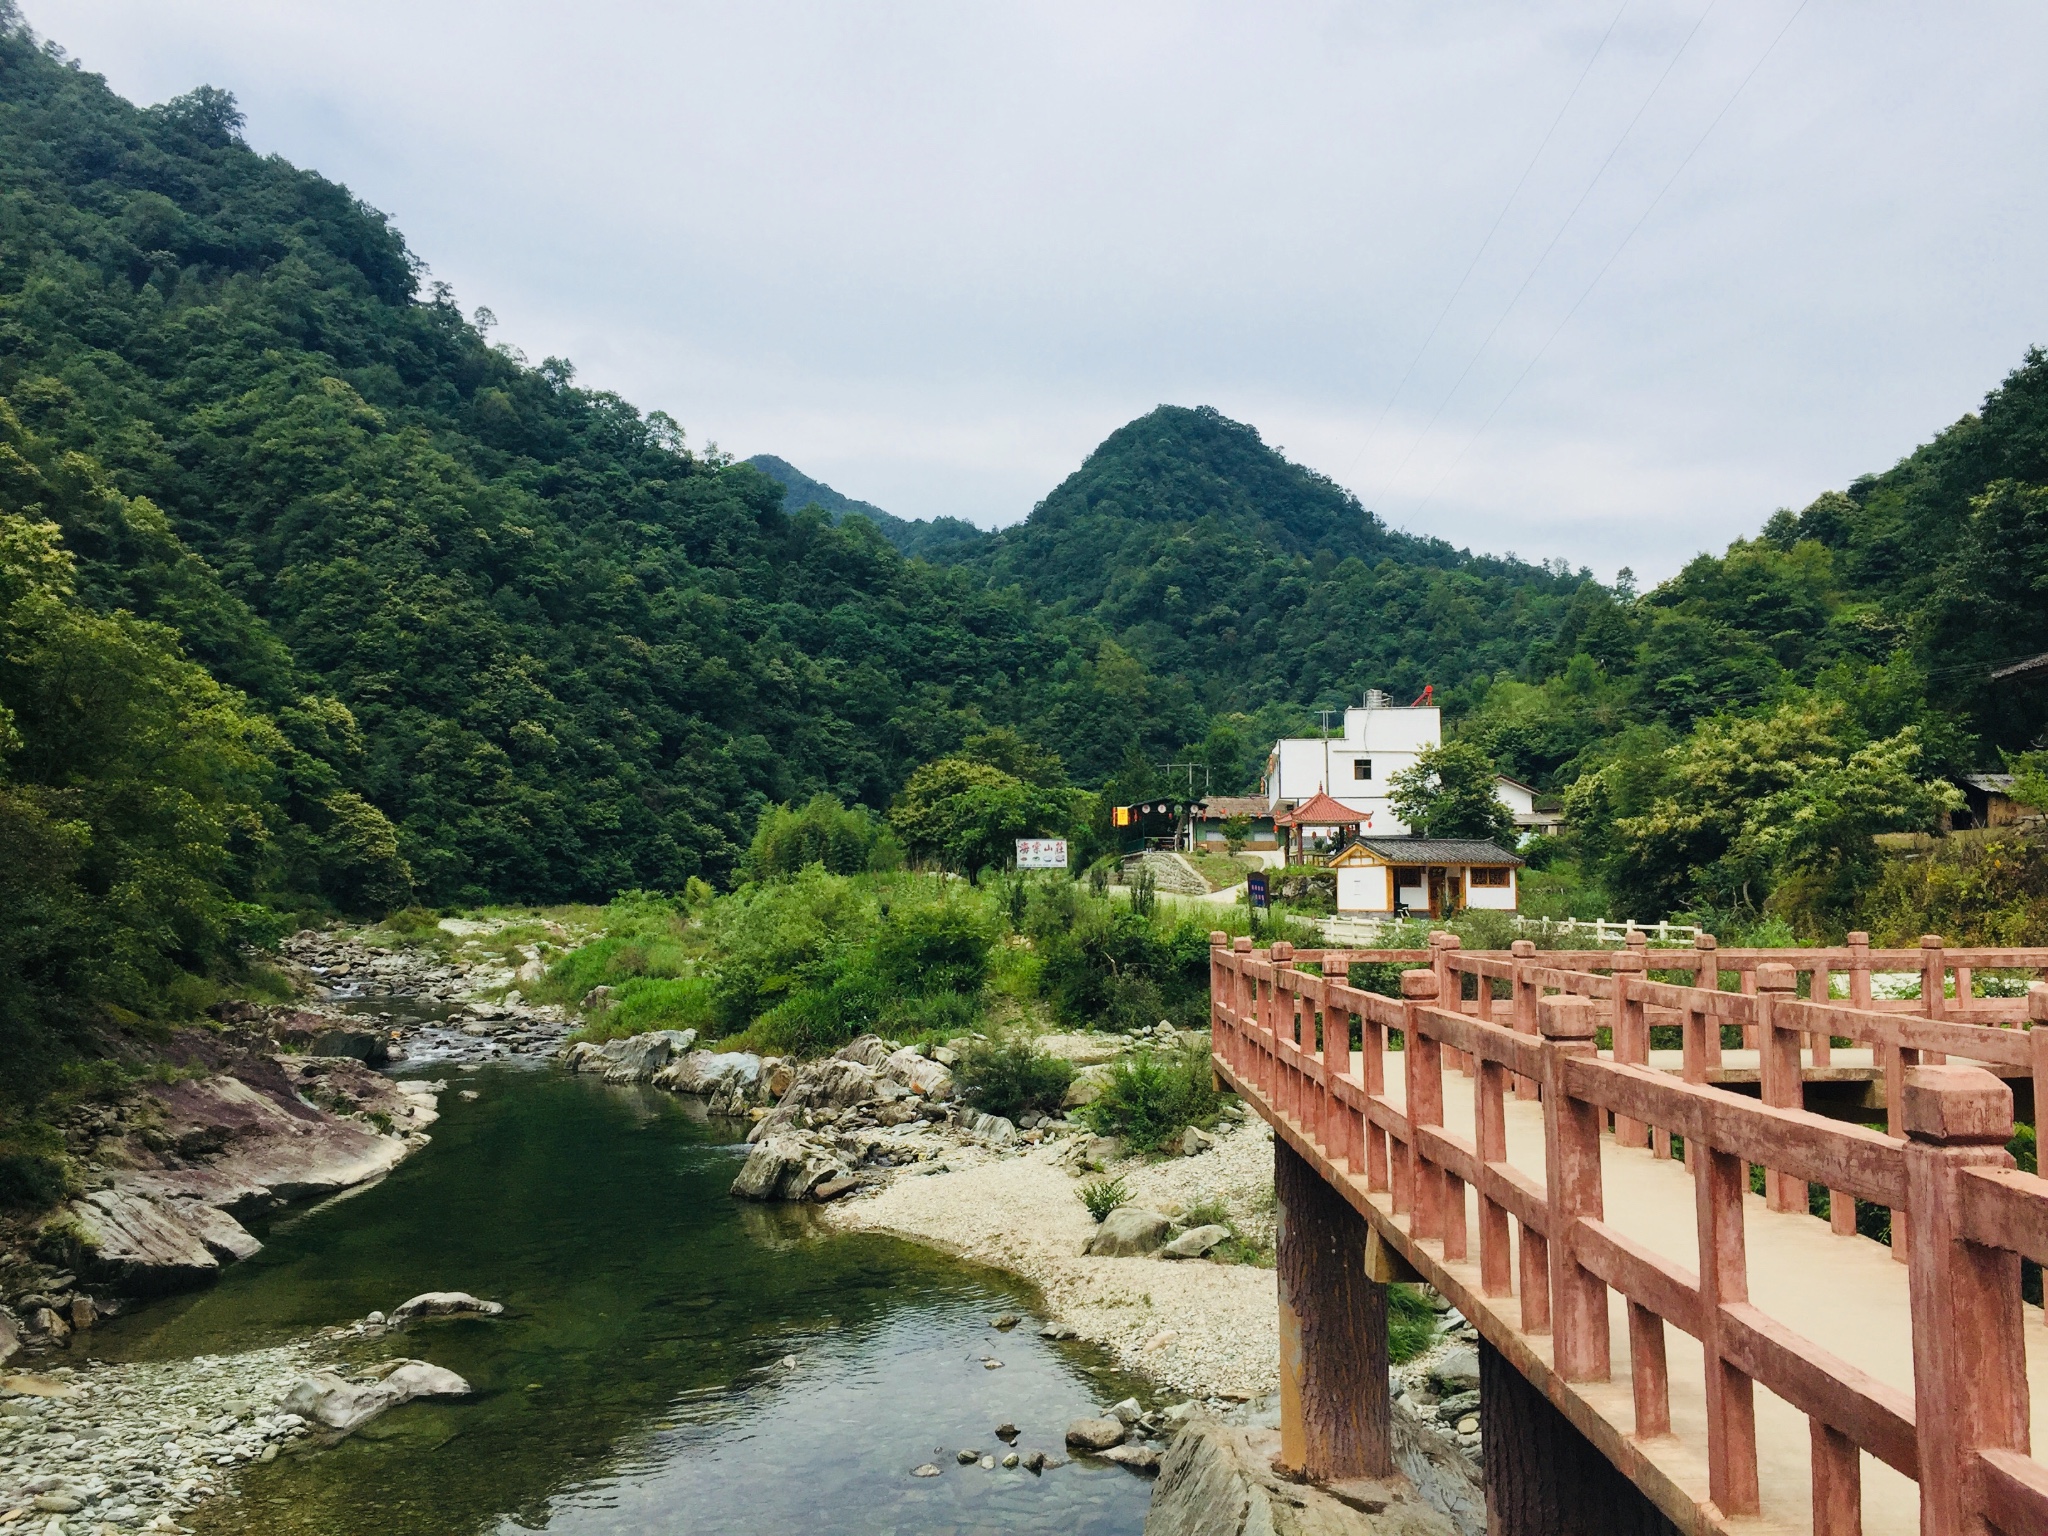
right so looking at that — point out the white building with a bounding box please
[1263,691,1439,835]
[1329,837,1522,917]
[1263,691,1536,835]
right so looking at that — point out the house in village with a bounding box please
[1190,795,1280,852]
[1262,690,1527,915]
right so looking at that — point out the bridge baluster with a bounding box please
[1757,963,1808,1215]
[1539,994,1608,1386]
[1696,1136,1761,1515]
[1402,969,1445,1244]
[1475,1052,1512,1300]
[1902,1065,2024,1536]
[1510,939,1539,1101]
[1610,947,1649,1150]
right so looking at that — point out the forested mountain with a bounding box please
[743,454,988,563]
[0,17,1203,929]
[969,405,1588,713]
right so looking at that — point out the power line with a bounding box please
[1344,0,1632,482]
[1372,0,1719,511]
[1412,0,1812,517]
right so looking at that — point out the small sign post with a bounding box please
[1246,871,1269,909]
[1015,838,1069,870]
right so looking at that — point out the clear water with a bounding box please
[91,1068,1156,1535]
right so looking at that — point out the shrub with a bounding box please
[1080,1044,1220,1152]
[1387,1283,1437,1363]
[1079,1175,1130,1222]
[746,795,888,880]
[0,1149,69,1211]
[959,1038,1076,1120]
[871,902,994,995]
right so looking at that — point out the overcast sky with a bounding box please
[24,2,2048,581]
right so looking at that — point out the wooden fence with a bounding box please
[1208,930,2048,1536]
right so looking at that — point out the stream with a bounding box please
[88,1066,1157,1535]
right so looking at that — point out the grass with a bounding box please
[1387,1283,1437,1363]
[1181,1194,1274,1267]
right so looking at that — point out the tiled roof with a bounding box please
[1196,796,1273,819]
[1351,835,1523,867]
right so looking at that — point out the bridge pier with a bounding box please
[1274,1136,1390,1481]
[1479,1340,1681,1536]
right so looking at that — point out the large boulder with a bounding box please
[963,1112,1017,1146]
[835,1035,895,1070]
[1429,1349,1480,1395]
[731,1133,853,1202]
[391,1291,504,1325]
[1083,1207,1172,1257]
[1160,1224,1230,1260]
[746,1057,884,1142]
[58,1189,222,1292]
[0,1307,18,1367]
[1144,1416,1463,1536]
[564,1029,698,1083]
[882,1047,954,1101]
[1065,1416,1128,1450]
[653,1050,761,1110]
[278,1359,472,1432]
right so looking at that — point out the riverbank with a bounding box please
[824,1112,1283,1403]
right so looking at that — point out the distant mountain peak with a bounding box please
[742,455,988,562]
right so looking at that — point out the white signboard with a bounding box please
[1015,838,1069,869]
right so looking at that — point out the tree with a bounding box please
[889,757,1073,880]
[1388,741,1517,844]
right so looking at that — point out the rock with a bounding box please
[277,1359,472,1431]
[1143,1415,1463,1536]
[964,1111,1017,1146]
[883,1046,954,1100]
[33,1493,83,1513]
[1062,1071,1107,1109]
[653,1049,761,1105]
[563,1029,699,1084]
[1024,1450,1047,1471]
[66,1296,95,1331]
[1066,1416,1127,1451]
[730,1133,853,1202]
[1102,1443,1160,1472]
[1039,1322,1079,1340]
[1082,1135,1123,1164]
[932,1046,961,1067]
[181,1200,265,1262]
[1429,1349,1480,1395]
[391,1292,505,1325]
[1108,1398,1143,1424]
[957,1448,980,1464]
[992,1315,1020,1332]
[995,1420,1020,1439]
[982,1358,1003,1369]
[1176,1126,1215,1157]
[766,1060,795,1097]
[0,1307,18,1366]
[57,1189,219,1292]
[834,1035,894,1070]
[1159,1224,1231,1260]
[1002,1451,1020,1468]
[812,1176,858,1202]
[1434,1390,1479,1421]
[580,985,615,1008]
[1455,1416,1478,1435]
[911,1463,942,1478]
[980,1454,996,1469]
[1083,1208,1171,1257]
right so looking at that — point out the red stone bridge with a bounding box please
[1207,929,2048,1535]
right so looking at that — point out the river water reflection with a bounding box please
[92,1067,1155,1535]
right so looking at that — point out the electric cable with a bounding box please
[1372,0,1719,510]
[1411,0,1813,518]
[1344,0,1632,482]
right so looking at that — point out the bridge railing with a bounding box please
[1209,931,2048,1536]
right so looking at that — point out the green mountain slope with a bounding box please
[743,455,988,562]
[973,404,1585,711]
[0,19,1197,914]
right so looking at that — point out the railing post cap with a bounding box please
[1901,1065,2014,1146]
[1538,994,1600,1040]
[1209,930,1229,948]
[1846,931,1870,947]
[1694,933,1718,951]
[1399,969,1440,1000]
[1626,929,1648,947]
[1232,936,1254,953]
[2028,980,2048,1021]
[1271,941,1294,961]
[1610,948,1646,973]
[1510,939,1536,957]
[1754,961,1798,992]
[1920,934,1945,949]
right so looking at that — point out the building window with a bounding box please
[1352,758,1372,781]
[1469,867,1511,888]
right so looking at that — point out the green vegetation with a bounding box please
[1387,1283,1438,1364]
[1078,1044,1221,1152]
[956,1037,1075,1121]
[1390,741,1520,843]
[1077,1176,1131,1223]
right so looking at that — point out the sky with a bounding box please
[23,2,2048,581]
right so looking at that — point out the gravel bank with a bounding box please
[0,1348,319,1533]
[826,1113,1283,1402]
